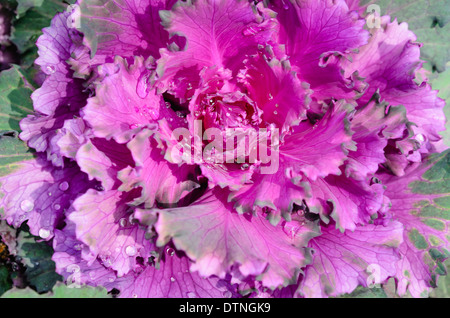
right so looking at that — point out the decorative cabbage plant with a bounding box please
[0,0,449,298]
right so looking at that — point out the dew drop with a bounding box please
[46,65,56,74]
[186,83,193,90]
[241,163,250,171]
[416,134,425,143]
[223,291,232,298]
[94,185,104,191]
[165,102,171,109]
[136,73,150,99]
[39,228,51,239]
[273,110,278,115]
[47,192,52,197]
[119,218,127,227]
[128,214,137,225]
[125,245,137,256]
[170,277,176,282]
[132,294,138,298]
[166,247,175,256]
[59,181,69,191]
[187,292,197,298]
[101,255,112,267]
[20,200,34,212]
[74,244,83,251]
[268,93,273,100]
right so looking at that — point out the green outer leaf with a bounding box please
[0,287,42,298]
[404,150,450,288]
[16,231,62,293]
[0,65,35,132]
[336,286,388,298]
[430,63,450,146]
[430,260,450,297]
[409,150,450,194]
[0,265,12,296]
[361,0,450,72]
[414,24,450,73]
[16,0,45,18]
[51,283,111,298]
[0,134,34,178]
[1,283,111,298]
[10,0,70,53]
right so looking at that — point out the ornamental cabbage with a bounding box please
[0,0,449,298]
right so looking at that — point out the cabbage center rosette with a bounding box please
[0,0,448,298]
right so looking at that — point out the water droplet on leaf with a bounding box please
[39,228,51,239]
[125,245,137,256]
[136,73,151,99]
[166,247,175,256]
[20,200,34,212]
[101,255,112,267]
[241,163,250,170]
[59,181,69,191]
[223,291,232,298]
[46,65,56,74]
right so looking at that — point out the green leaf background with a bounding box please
[0,65,34,132]
[1,283,111,298]
[0,0,449,298]
[361,0,450,72]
